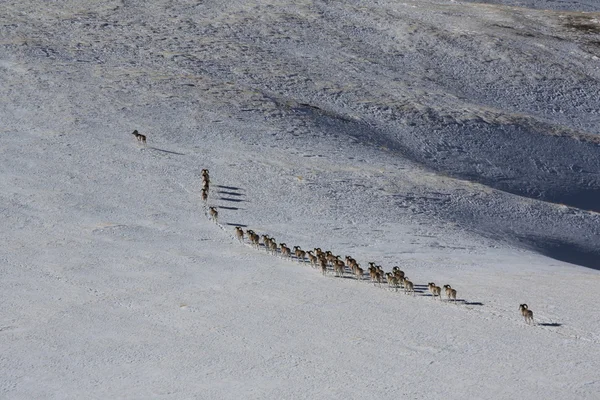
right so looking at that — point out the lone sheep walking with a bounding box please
[131,130,147,145]
[519,304,534,324]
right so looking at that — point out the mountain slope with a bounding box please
[1,1,600,398]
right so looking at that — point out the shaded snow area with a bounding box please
[460,0,600,12]
[2,0,600,399]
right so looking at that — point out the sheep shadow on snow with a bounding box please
[455,300,484,306]
[218,191,244,197]
[218,205,242,211]
[219,197,246,203]
[216,185,243,191]
[148,146,186,156]
[225,222,248,227]
[538,322,562,327]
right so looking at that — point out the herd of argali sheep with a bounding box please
[129,130,539,325]
[191,163,535,325]
[234,228,448,299]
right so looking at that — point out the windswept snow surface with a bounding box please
[460,0,600,12]
[1,0,600,399]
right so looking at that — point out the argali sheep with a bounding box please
[247,230,260,248]
[333,259,345,277]
[261,234,271,248]
[326,252,338,266]
[268,239,278,254]
[345,256,358,270]
[428,283,441,300]
[253,234,262,249]
[319,257,328,276]
[373,265,385,287]
[368,265,379,284]
[349,259,361,275]
[392,267,405,280]
[234,226,244,242]
[131,130,147,145]
[201,188,208,202]
[374,269,384,287]
[443,285,457,302]
[208,207,218,221]
[403,278,414,295]
[386,273,399,291]
[293,246,306,263]
[348,260,359,275]
[262,236,273,253]
[519,304,534,324]
[307,251,318,268]
[368,264,383,278]
[260,235,273,253]
[354,265,364,280]
[314,249,325,264]
[280,243,291,258]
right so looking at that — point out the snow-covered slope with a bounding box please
[1,1,599,399]
[461,0,600,12]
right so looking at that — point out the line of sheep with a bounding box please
[198,167,534,325]
[235,226,458,301]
